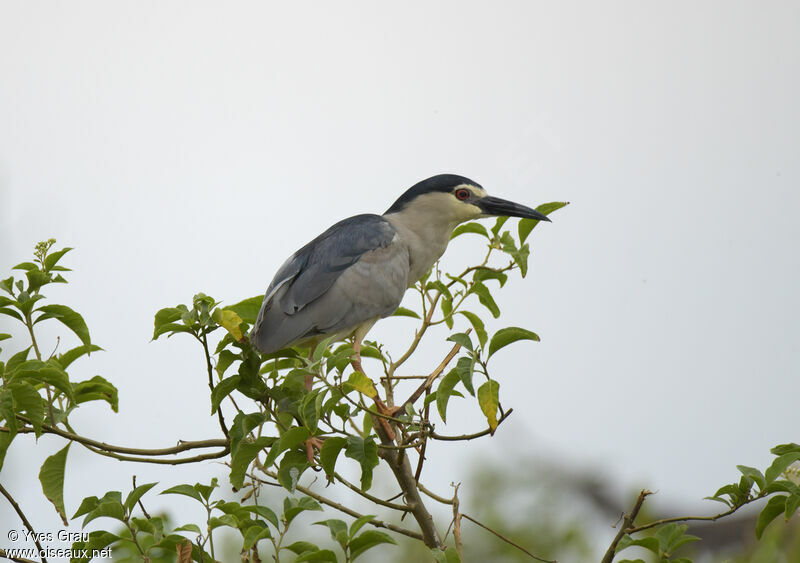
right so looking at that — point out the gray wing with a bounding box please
[250,214,409,354]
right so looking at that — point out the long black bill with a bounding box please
[478,196,551,222]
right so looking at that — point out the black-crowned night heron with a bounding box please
[250,174,550,358]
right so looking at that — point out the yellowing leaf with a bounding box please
[344,371,378,399]
[477,380,500,434]
[212,308,243,340]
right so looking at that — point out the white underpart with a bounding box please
[384,185,484,284]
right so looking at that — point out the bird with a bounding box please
[250,174,551,359]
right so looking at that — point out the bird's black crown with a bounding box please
[384,174,482,215]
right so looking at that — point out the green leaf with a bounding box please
[35,304,91,347]
[152,306,186,340]
[283,496,322,526]
[242,522,272,549]
[0,388,18,440]
[391,307,420,319]
[278,449,310,492]
[26,270,51,292]
[772,443,800,456]
[0,276,14,295]
[447,332,473,352]
[431,547,462,563]
[737,465,766,492]
[653,523,699,553]
[349,514,376,539]
[491,216,509,237]
[315,518,349,549]
[473,267,508,287]
[216,349,238,378]
[295,549,338,562]
[756,494,787,538]
[210,375,241,414]
[10,382,44,436]
[160,484,205,504]
[320,436,348,481]
[230,436,273,489]
[766,453,800,484]
[345,435,379,491]
[344,371,378,398]
[457,311,487,348]
[518,201,568,243]
[469,282,500,318]
[229,411,268,452]
[477,380,500,434]
[441,296,454,329]
[350,530,397,561]
[284,541,319,555]
[0,307,24,323]
[73,375,119,412]
[14,364,75,403]
[455,356,475,396]
[242,505,280,529]
[70,531,121,563]
[785,493,800,521]
[436,369,462,423]
[451,221,489,239]
[0,430,13,472]
[13,261,39,271]
[279,426,311,452]
[6,347,31,373]
[124,482,157,512]
[193,478,218,502]
[488,327,540,359]
[44,247,73,271]
[39,443,71,525]
[55,344,103,369]
[224,295,263,325]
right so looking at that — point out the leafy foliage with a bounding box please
[2,221,796,562]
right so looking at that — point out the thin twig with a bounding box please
[462,513,557,563]
[0,549,38,563]
[452,483,463,560]
[256,469,424,541]
[0,483,49,563]
[79,441,230,465]
[418,482,455,505]
[333,472,410,512]
[9,417,227,455]
[627,497,756,534]
[387,289,441,377]
[429,409,513,441]
[132,476,151,519]
[398,333,467,413]
[200,333,229,438]
[600,489,652,563]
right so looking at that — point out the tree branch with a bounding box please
[0,549,39,563]
[200,333,229,438]
[429,408,513,441]
[255,470,423,541]
[600,489,652,563]
[10,417,228,456]
[462,513,556,562]
[397,334,466,413]
[333,472,410,512]
[0,483,48,563]
[627,495,759,534]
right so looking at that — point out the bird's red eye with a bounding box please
[455,188,470,201]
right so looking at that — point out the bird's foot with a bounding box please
[304,437,324,464]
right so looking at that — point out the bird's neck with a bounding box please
[384,209,461,285]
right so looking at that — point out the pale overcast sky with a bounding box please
[1,1,799,558]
